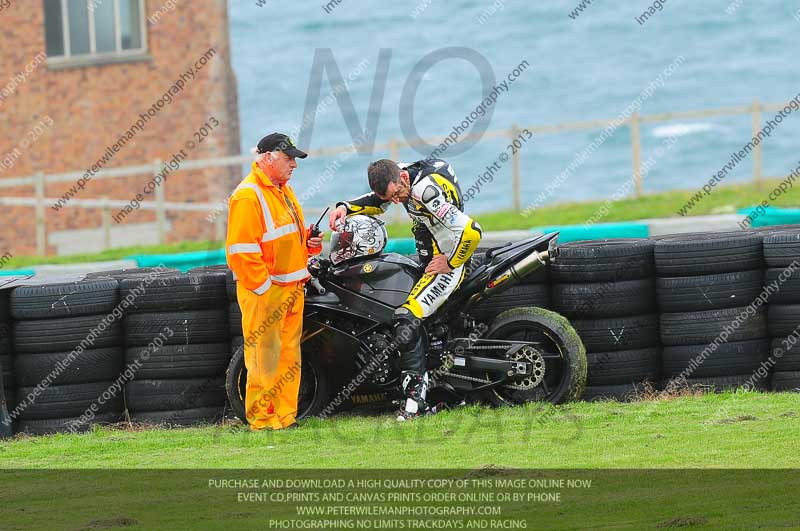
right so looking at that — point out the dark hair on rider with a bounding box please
[368,159,400,196]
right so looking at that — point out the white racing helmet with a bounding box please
[329,215,388,266]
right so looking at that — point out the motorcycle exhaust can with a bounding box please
[482,249,550,297]
[467,249,552,309]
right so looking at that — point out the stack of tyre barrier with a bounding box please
[10,277,125,435]
[122,268,230,426]
[0,289,14,423]
[764,232,800,391]
[470,249,550,323]
[550,239,659,401]
[226,268,244,372]
[655,232,769,392]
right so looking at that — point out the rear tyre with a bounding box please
[481,307,587,406]
[226,348,332,423]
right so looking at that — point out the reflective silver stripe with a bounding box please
[231,270,238,281]
[261,224,298,242]
[271,268,309,283]
[252,276,272,295]
[228,243,262,254]
[236,182,275,229]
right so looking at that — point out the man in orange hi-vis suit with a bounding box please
[226,133,323,431]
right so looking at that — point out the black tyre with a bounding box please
[472,285,550,323]
[17,412,121,435]
[229,302,242,337]
[15,381,123,420]
[656,270,764,312]
[125,378,226,413]
[752,225,800,234]
[771,337,800,372]
[550,238,654,283]
[129,406,224,427]
[226,270,237,302]
[654,233,763,276]
[5,387,15,412]
[571,314,659,352]
[660,306,767,346]
[481,307,587,406]
[85,267,180,280]
[586,347,660,386]
[772,372,800,392]
[1,353,13,390]
[14,348,123,386]
[124,310,228,346]
[764,232,800,268]
[120,271,227,313]
[681,374,767,392]
[581,383,648,402]
[764,267,800,304]
[768,305,800,337]
[14,315,123,353]
[124,343,231,379]
[186,265,230,274]
[0,291,10,322]
[226,349,331,423]
[662,339,768,378]
[0,320,10,355]
[10,279,119,320]
[551,278,655,318]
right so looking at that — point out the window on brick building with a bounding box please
[44,0,147,64]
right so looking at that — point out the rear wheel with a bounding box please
[225,347,331,424]
[481,307,587,406]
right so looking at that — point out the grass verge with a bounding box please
[1,392,798,530]
[2,390,798,469]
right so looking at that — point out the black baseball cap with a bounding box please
[256,133,308,159]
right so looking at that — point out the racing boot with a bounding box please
[397,371,430,421]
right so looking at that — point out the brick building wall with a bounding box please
[0,0,240,257]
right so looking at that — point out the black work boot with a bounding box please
[396,371,431,421]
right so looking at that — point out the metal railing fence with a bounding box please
[0,99,788,256]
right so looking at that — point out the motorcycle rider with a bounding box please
[329,158,483,420]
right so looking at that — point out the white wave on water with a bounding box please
[650,123,721,138]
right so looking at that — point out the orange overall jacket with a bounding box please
[226,162,320,292]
